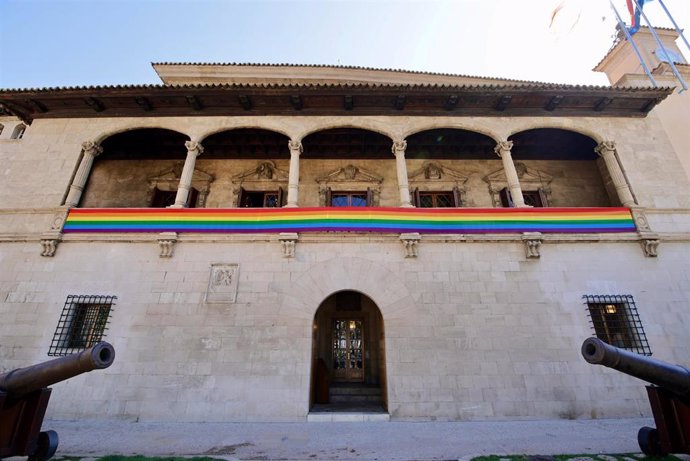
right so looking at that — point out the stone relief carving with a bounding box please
[279,233,299,258]
[522,232,544,259]
[40,238,58,257]
[400,233,421,258]
[230,160,289,207]
[205,263,240,303]
[315,164,384,206]
[640,235,660,258]
[157,232,178,258]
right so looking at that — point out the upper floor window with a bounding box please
[11,123,26,140]
[500,188,548,208]
[414,188,461,208]
[583,294,651,356]
[239,188,283,208]
[151,187,198,208]
[326,188,372,207]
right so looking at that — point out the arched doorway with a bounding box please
[310,290,387,414]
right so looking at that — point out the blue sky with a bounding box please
[1,0,689,89]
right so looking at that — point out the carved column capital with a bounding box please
[82,140,103,157]
[494,141,513,158]
[392,139,407,155]
[288,140,303,154]
[595,141,616,157]
[185,140,204,156]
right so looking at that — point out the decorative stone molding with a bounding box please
[184,140,204,156]
[400,233,421,258]
[522,232,544,259]
[316,164,384,206]
[205,263,240,303]
[392,140,407,154]
[40,235,60,257]
[148,166,213,208]
[278,232,299,258]
[484,163,553,208]
[493,140,514,157]
[640,236,660,257]
[157,232,178,258]
[630,207,652,233]
[408,161,469,205]
[231,160,289,207]
[288,139,303,153]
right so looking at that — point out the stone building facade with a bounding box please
[0,32,689,423]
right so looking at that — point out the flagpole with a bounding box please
[656,0,690,54]
[609,0,659,87]
[631,0,688,92]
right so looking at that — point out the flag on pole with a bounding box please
[627,0,650,35]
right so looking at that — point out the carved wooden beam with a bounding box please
[495,95,512,111]
[238,94,252,110]
[135,96,153,111]
[343,95,353,111]
[544,95,564,111]
[290,94,303,110]
[0,101,33,124]
[26,99,48,113]
[84,97,105,112]
[445,95,459,110]
[185,95,203,111]
[594,97,613,112]
[394,95,406,110]
[640,97,663,113]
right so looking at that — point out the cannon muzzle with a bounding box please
[581,337,690,400]
[0,342,115,398]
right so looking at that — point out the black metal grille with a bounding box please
[48,295,115,356]
[584,294,651,356]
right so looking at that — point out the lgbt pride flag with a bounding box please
[63,207,637,234]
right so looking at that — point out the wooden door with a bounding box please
[332,319,364,382]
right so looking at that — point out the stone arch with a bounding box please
[298,122,395,143]
[198,124,292,143]
[200,128,292,159]
[506,122,604,144]
[93,124,191,144]
[508,128,599,160]
[301,127,394,159]
[402,122,500,144]
[405,127,498,160]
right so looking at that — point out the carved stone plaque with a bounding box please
[205,263,239,303]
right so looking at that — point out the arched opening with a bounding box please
[301,128,392,159]
[508,128,613,207]
[310,290,387,414]
[201,128,290,159]
[81,128,190,207]
[405,128,497,207]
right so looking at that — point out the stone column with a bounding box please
[595,141,636,207]
[393,140,413,207]
[172,140,204,208]
[65,141,103,207]
[494,140,526,208]
[286,139,302,207]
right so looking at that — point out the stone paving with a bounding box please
[30,417,690,461]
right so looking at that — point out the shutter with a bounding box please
[188,188,199,208]
[414,187,420,207]
[499,187,514,208]
[325,187,332,207]
[538,188,548,207]
[452,186,461,207]
[239,187,247,207]
[278,186,284,207]
[366,187,373,207]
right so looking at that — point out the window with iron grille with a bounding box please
[584,294,651,356]
[48,295,115,356]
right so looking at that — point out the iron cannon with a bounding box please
[0,342,115,461]
[582,337,690,456]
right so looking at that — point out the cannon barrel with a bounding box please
[581,337,690,400]
[0,342,115,398]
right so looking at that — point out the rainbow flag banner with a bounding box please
[63,207,637,234]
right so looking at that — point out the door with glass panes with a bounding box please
[332,319,364,382]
